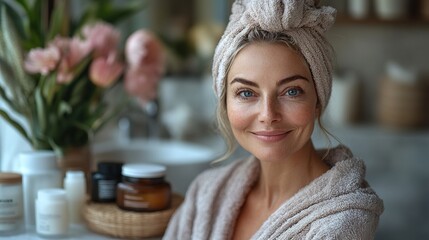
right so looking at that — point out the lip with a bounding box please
[251,130,291,142]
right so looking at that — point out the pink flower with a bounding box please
[90,54,124,88]
[24,46,60,75]
[49,36,92,83]
[125,29,165,73]
[82,22,120,58]
[124,29,165,101]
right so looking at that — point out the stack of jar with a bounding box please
[33,169,87,238]
[91,162,172,212]
[1,151,88,238]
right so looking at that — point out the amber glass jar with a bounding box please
[116,163,171,212]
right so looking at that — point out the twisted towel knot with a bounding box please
[239,0,336,34]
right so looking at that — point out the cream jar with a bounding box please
[0,173,23,234]
[117,163,171,212]
[36,189,68,237]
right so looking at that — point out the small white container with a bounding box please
[348,0,371,19]
[326,73,361,125]
[375,0,409,20]
[64,171,86,224]
[0,173,23,234]
[19,150,62,229]
[36,189,68,237]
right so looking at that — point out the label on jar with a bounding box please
[0,199,19,218]
[0,185,22,232]
[36,201,68,236]
[98,179,117,199]
[123,194,150,209]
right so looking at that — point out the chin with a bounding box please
[245,138,313,163]
[249,145,294,163]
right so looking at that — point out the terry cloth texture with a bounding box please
[212,0,336,111]
[163,145,384,240]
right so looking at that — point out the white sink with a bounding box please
[92,139,222,195]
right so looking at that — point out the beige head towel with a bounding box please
[212,0,336,111]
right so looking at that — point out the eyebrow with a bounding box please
[230,75,309,87]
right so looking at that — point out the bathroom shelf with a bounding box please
[335,15,429,26]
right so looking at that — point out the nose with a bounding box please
[258,96,281,124]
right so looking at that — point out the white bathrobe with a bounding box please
[163,145,384,240]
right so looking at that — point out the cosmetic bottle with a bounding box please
[91,162,123,202]
[64,171,86,224]
[19,151,62,229]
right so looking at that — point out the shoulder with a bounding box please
[306,208,380,239]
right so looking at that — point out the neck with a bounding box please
[254,141,328,209]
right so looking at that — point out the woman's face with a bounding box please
[226,42,319,162]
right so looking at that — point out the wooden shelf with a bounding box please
[335,14,429,26]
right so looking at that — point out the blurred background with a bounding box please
[107,0,429,238]
[1,0,429,239]
[112,1,429,239]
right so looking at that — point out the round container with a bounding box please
[36,189,69,237]
[91,162,123,203]
[0,173,23,234]
[19,150,62,228]
[116,163,171,212]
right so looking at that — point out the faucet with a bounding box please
[117,98,169,141]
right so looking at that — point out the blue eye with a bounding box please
[239,90,254,98]
[286,88,302,97]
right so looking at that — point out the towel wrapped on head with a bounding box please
[212,0,337,112]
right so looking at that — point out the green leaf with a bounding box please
[0,1,26,39]
[98,1,147,25]
[0,108,31,143]
[47,0,66,40]
[0,57,27,114]
[58,101,72,116]
[0,6,34,95]
[73,0,146,31]
[93,95,129,132]
[34,87,46,133]
[22,0,44,48]
[40,73,58,104]
[0,85,19,114]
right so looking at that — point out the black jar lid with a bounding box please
[97,162,123,177]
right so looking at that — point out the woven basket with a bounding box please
[377,76,427,129]
[83,194,183,239]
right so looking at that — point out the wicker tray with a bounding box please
[83,194,183,239]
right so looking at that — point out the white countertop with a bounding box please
[1,226,162,240]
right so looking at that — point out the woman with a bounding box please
[164,0,383,239]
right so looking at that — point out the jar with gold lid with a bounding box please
[116,163,171,212]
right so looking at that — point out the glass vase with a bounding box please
[57,145,94,193]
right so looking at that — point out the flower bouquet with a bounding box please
[0,0,165,156]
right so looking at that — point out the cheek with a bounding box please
[226,98,253,131]
[286,103,318,127]
[227,105,246,130]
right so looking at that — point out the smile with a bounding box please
[251,130,291,142]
